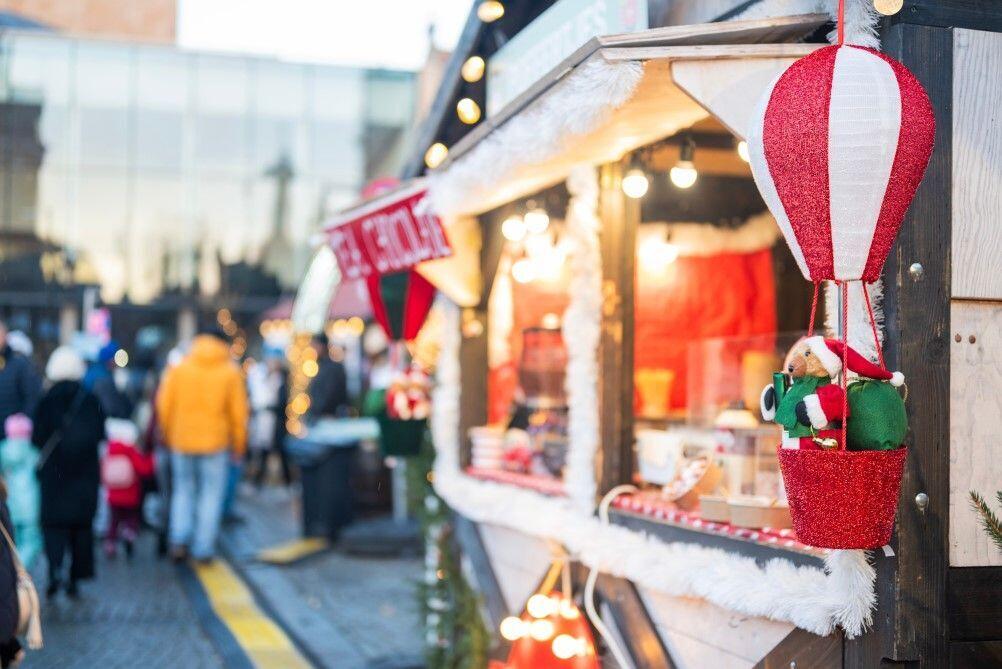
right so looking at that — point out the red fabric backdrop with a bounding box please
[634,248,777,411]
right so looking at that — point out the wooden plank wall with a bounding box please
[477,523,554,613]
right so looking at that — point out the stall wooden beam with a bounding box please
[597,161,638,494]
[451,514,512,661]
[851,21,953,668]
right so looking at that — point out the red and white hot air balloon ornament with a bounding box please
[749,0,935,549]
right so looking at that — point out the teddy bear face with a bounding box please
[784,340,831,379]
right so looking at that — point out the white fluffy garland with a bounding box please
[432,297,876,637]
[560,166,603,512]
[644,210,781,257]
[428,56,644,217]
[734,0,880,48]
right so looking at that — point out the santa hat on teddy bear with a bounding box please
[804,336,904,387]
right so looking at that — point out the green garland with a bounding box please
[411,437,490,669]
[969,490,1002,552]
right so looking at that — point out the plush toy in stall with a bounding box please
[760,336,907,451]
[386,363,432,421]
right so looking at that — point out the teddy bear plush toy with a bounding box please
[760,336,906,450]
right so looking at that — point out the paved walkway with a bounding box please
[220,487,425,669]
[25,534,221,669]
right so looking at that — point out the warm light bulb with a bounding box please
[114,349,129,368]
[511,258,535,284]
[874,0,903,16]
[622,167,649,198]
[461,56,486,83]
[424,142,448,169]
[670,160,698,188]
[524,207,549,234]
[499,616,526,640]
[558,598,580,619]
[541,312,561,329]
[526,593,555,619]
[529,619,555,641]
[551,634,586,659]
[737,140,750,163]
[456,97,481,125]
[477,1,504,22]
[501,215,527,242]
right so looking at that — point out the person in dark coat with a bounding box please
[0,483,23,667]
[82,340,133,419]
[32,346,104,599]
[0,320,41,437]
[305,333,348,422]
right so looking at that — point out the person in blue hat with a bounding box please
[82,341,133,419]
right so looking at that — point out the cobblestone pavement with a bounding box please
[221,487,425,669]
[24,534,222,669]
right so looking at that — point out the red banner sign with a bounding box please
[326,187,451,280]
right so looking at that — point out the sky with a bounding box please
[177,0,474,70]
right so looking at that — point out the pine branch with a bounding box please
[969,490,1002,552]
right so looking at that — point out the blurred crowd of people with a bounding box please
[0,319,349,666]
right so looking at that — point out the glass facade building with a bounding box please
[0,30,415,310]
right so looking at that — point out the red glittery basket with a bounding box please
[778,446,907,549]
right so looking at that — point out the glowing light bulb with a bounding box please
[501,215,527,242]
[551,634,586,659]
[524,207,549,234]
[526,593,556,619]
[114,349,129,368]
[529,619,555,641]
[499,616,526,640]
[511,258,535,284]
[622,167,649,198]
[541,312,561,329]
[477,1,504,22]
[456,97,481,125]
[558,598,580,619]
[874,0,903,16]
[461,56,485,83]
[639,237,680,270]
[424,142,448,169]
[670,160,698,189]
[737,140,750,163]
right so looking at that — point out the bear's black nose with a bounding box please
[787,364,795,373]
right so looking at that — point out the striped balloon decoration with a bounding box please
[747,44,935,283]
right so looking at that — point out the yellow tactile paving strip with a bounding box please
[193,560,313,669]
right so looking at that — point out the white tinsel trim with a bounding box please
[643,210,780,257]
[733,1,881,49]
[427,56,644,217]
[824,280,884,364]
[561,166,603,513]
[432,297,875,638]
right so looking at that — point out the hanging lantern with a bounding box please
[746,44,935,283]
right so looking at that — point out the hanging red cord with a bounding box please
[837,0,846,45]
[807,281,821,336]
[862,282,887,370]
[840,281,849,450]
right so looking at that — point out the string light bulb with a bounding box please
[736,139,750,163]
[622,166,649,198]
[528,619,555,642]
[499,616,526,641]
[461,56,485,83]
[477,1,504,22]
[523,204,549,234]
[511,258,535,284]
[456,97,481,125]
[501,215,527,242]
[552,634,588,659]
[526,593,556,618]
[424,142,448,169]
[873,0,903,15]
[670,136,698,189]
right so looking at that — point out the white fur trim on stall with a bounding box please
[431,297,876,638]
[805,335,842,377]
[824,280,884,365]
[642,211,780,257]
[802,393,829,429]
[427,56,644,217]
[561,166,603,513]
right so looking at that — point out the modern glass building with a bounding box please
[0,28,415,349]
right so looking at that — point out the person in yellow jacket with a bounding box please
[157,328,248,563]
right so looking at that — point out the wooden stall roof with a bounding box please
[429,14,827,216]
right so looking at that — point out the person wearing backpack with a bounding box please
[32,346,105,600]
[102,419,153,559]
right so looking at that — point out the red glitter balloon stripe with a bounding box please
[763,46,838,281]
[854,46,937,282]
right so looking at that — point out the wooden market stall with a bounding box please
[310,2,1002,667]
